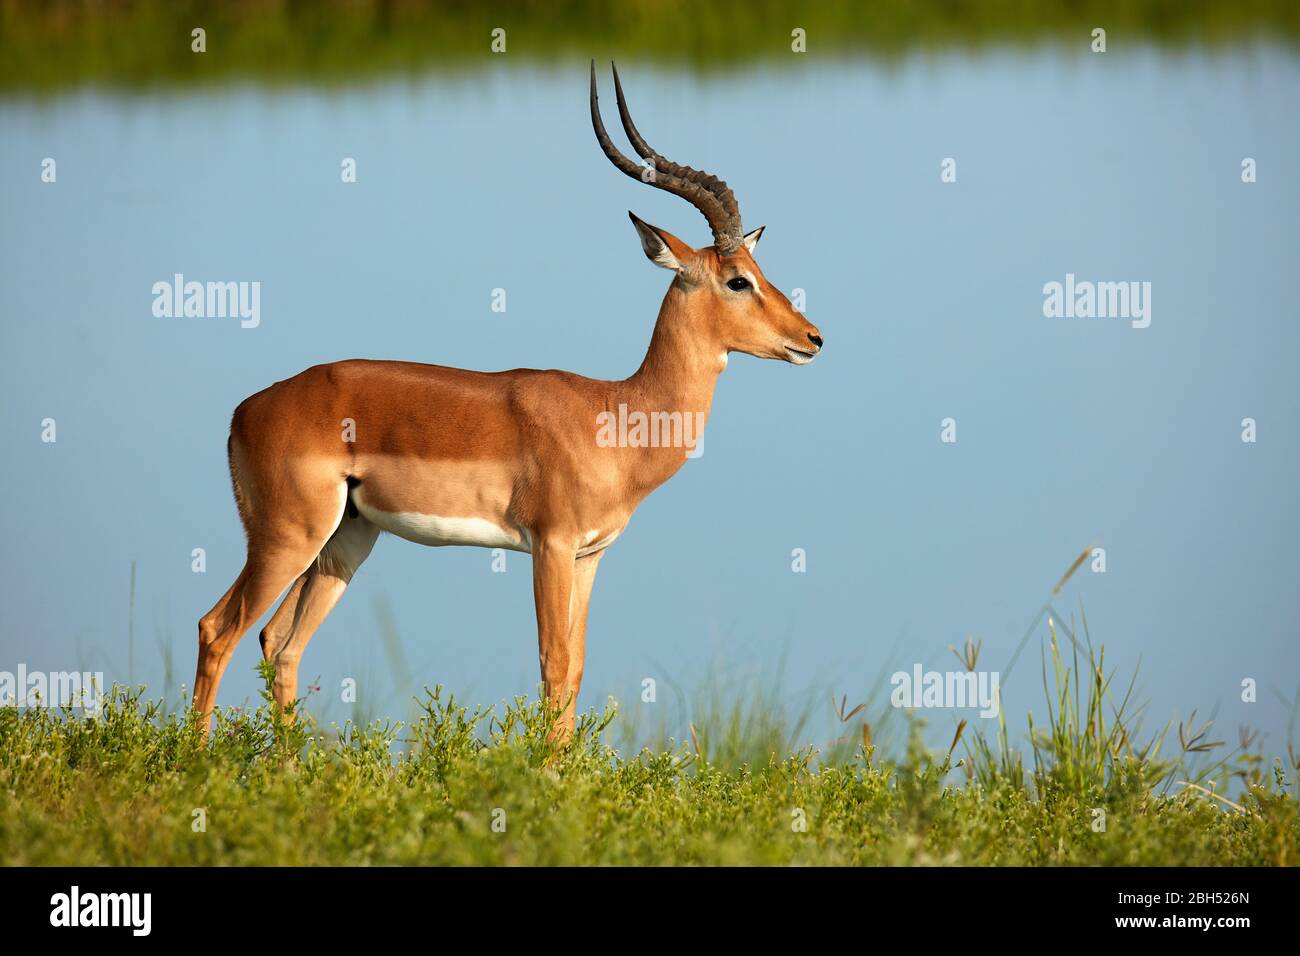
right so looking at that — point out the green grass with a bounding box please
[2,626,1297,866]
[4,0,1298,93]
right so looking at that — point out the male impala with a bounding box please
[193,64,823,736]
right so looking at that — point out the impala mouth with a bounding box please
[784,345,818,365]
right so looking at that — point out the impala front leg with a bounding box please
[532,536,578,739]
[563,550,604,729]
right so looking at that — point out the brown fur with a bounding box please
[194,222,821,739]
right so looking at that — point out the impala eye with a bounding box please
[726,277,751,292]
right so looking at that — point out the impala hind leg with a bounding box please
[260,572,309,662]
[264,514,379,715]
[193,488,349,736]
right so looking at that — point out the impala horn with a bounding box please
[590,60,744,254]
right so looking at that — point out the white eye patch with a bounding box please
[724,271,760,294]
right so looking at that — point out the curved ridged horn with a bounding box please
[610,62,742,230]
[590,61,744,253]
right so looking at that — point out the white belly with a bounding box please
[355,500,531,553]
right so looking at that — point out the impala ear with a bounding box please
[628,211,691,272]
[742,225,765,253]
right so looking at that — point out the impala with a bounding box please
[193,63,824,736]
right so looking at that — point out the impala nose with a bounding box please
[808,333,823,349]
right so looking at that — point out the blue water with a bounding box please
[2,45,1297,754]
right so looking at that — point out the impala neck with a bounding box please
[623,282,726,416]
